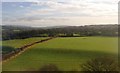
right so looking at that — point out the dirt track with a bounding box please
[2,37,55,62]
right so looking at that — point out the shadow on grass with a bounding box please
[1,46,15,55]
[2,47,118,72]
[30,48,118,59]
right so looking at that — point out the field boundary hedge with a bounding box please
[2,37,55,62]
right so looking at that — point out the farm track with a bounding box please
[2,37,56,63]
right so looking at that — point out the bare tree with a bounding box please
[81,57,118,72]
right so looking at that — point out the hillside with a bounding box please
[2,24,119,40]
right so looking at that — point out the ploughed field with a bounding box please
[2,37,118,71]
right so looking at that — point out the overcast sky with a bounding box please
[2,0,119,27]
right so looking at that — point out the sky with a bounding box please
[2,0,119,27]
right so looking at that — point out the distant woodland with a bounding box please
[2,24,119,40]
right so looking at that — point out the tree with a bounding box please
[81,57,118,72]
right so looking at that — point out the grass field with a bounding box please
[2,37,118,71]
[2,37,48,48]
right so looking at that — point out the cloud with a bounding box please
[2,0,118,26]
[3,16,117,27]
[19,5,24,8]
[3,16,69,22]
[25,0,118,17]
[2,0,39,2]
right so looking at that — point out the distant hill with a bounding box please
[1,25,34,31]
[2,24,119,40]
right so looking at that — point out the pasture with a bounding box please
[2,37,48,48]
[2,37,118,71]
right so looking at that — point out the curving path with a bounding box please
[2,37,56,62]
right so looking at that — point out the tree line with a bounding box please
[2,24,119,40]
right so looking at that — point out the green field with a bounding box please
[2,37,48,48]
[2,37,118,71]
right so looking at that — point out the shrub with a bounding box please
[81,57,118,72]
